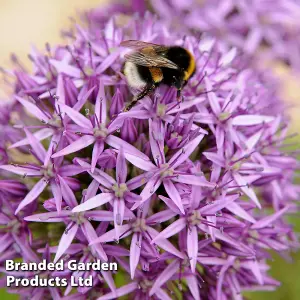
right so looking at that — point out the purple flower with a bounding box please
[90,197,184,279]
[71,149,143,239]
[0,0,299,299]
[0,128,83,213]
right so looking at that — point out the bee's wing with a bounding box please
[124,52,179,69]
[120,40,166,50]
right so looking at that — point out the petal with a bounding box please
[95,79,107,124]
[149,259,180,296]
[59,175,78,208]
[106,135,150,160]
[217,257,236,300]
[146,209,178,224]
[197,257,226,265]
[193,112,215,124]
[52,135,95,158]
[203,151,225,167]
[130,233,142,279]
[24,128,46,163]
[74,158,115,188]
[251,205,290,229]
[15,96,50,122]
[56,74,66,104]
[116,147,127,184]
[89,224,132,245]
[72,193,114,212]
[10,128,53,149]
[149,118,165,165]
[49,59,81,78]
[151,218,186,242]
[85,211,114,222]
[118,109,151,119]
[54,223,79,263]
[24,211,71,222]
[50,180,63,213]
[58,102,93,129]
[44,133,60,166]
[227,202,256,223]
[154,288,173,300]
[0,213,11,224]
[126,173,149,191]
[131,175,162,210]
[242,260,264,285]
[74,86,96,111]
[0,233,13,253]
[187,226,198,273]
[233,173,261,208]
[198,224,254,256]
[96,49,122,74]
[81,221,108,262]
[167,97,206,114]
[245,130,263,151]
[114,198,125,239]
[163,179,185,214]
[101,271,117,295]
[91,140,104,173]
[85,179,100,200]
[199,194,239,214]
[215,126,225,149]
[16,178,48,214]
[232,115,274,126]
[12,234,39,262]
[97,282,137,300]
[0,165,41,177]
[186,275,201,300]
[59,164,86,177]
[205,77,221,115]
[173,174,215,188]
[220,48,237,67]
[123,152,156,171]
[169,134,204,169]
[244,28,262,54]
[147,227,184,259]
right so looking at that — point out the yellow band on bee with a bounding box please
[184,50,196,81]
[149,67,163,83]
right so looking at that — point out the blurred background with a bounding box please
[0,0,299,299]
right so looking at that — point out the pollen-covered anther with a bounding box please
[93,125,108,138]
[156,104,167,117]
[112,183,128,198]
[159,163,174,178]
[47,114,62,128]
[84,66,94,76]
[7,219,21,234]
[132,218,147,232]
[70,212,86,225]
[43,164,55,179]
[218,111,231,122]
[182,256,192,267]
[171,131,183,142]
[139,279,153,292]
[187,210,201,226]
[233,259,241,270]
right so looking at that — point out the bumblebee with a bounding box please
[120,40,196,111]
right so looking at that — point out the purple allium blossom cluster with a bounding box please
[0,1,300,299]
[89,0,300,71]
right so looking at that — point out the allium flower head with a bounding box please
[0,1,299,299]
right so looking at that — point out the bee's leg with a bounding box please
[176,88,181,101]
[176,88,185,108]
[123,84,155,112]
